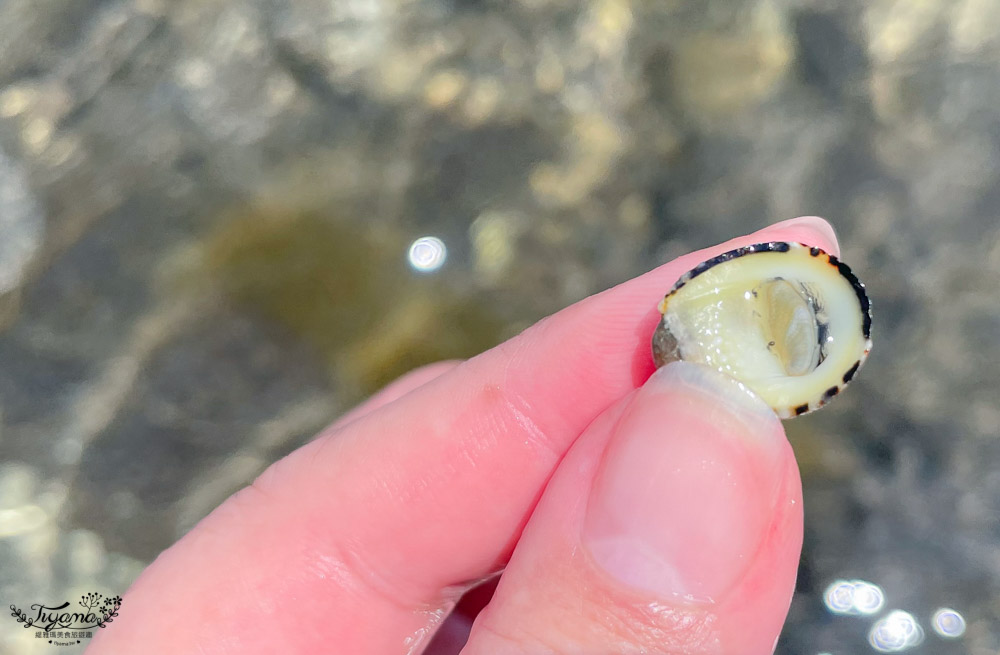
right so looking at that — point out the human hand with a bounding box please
[86,216,839,655]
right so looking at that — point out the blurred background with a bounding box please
[0,0,998,653]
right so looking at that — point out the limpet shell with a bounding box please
[652,242,872,418]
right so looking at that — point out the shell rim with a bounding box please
[658,241,871,340]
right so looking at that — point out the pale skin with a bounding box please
[86,216,840,655]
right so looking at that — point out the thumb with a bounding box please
[460,361,803,655]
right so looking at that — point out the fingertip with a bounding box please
[582,362,790,604]
[759,215,840,257]
[462,363,803,655]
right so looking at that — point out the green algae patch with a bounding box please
[202,208,505,397]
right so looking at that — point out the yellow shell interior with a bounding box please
[655,244,869,417]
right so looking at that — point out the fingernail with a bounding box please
[769,216,839,252]
[582,362,788,603]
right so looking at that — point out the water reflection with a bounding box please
[820,578,969,652]
[408,236,447,272]
[931,608,966,638]
[823,579,885,616]
[868,610,924,652]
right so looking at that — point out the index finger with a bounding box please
[87,217,838,655]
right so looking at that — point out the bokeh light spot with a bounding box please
[869,610,924,652]
[823,579,885,616]
[931,608,966,638]
[408,236,447,273]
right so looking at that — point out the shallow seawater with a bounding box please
[0,1,998,653]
